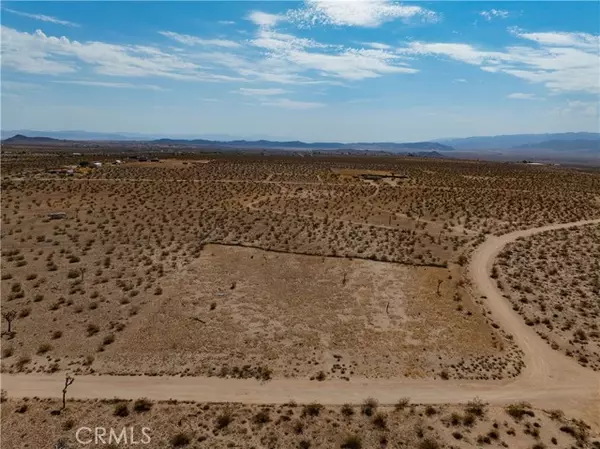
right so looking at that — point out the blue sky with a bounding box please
[1,1,599,141]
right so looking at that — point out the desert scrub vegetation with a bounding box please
[1,397,596,449]
[1,154,598,377]
[495,223,600,370]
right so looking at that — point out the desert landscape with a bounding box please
[494,223,600,371]
[2,396,595,449]
[1,149,600,448]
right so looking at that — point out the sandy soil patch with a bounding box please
[97,245,517,380]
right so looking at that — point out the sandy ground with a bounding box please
[93,244,507,380]
[3,218,599,435]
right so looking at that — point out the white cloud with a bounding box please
[551,100,599,117]
[247,11,283,28]
[237,88,288,96]
[507,93,538,100]
[218,20,236,25]
[159,31,241,48]
[2,7,79,27]
[510,29,600,50]
[398,31,600,94]
[479,9,509,21]
[452,78,467,83]
[362,42,392,50]
[0,26,241,82]
[261,98,325,109]
[287,0,438,28]
[54,80,166,91]
[251,29,417,81]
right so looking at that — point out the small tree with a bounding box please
[62,375,75,410]
[79,267,86,282]
[2,310,17,335]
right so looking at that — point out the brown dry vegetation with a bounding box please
[1,152,599,380]
[2,396,597,449]
[494,223,600,370]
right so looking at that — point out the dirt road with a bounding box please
[2,219,599,428]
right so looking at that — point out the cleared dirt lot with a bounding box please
[96,244,515,380]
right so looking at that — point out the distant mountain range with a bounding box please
[2,134,454,153]
[512,139,600,152]
[436,132,600,150]
[2,131,599,155]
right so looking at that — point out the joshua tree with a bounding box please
[62,375,75,410]
[2,310,17,335]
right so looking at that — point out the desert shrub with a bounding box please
[465,397,486,417]
[506,402,535,421]
[340,435,361,449]
[548,409,564,421]
[449,412,461,426]
[419,439,441,449]
[86,324,100,337]
[253,409,270,424]
[303,402,323,417]
[15,356,31,370]
[37,343,52,355]
[62,419,75,430]
[113,403,129,417]
[372,412,387,429]
[215,411,233,429]
[361,397,378,416]
[315,370,326,381]
[395,397,410,411]
[463,413,476,427]
[425,405,437,416]
[293,421,304,434]
[170,433,190,447]
[133,398,152,413]
[341,404,354,416]
[299,440,311,449]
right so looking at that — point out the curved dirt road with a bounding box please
[2,219,600,428]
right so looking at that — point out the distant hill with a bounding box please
[512,139,600,152]
[3,134,66,144]
[436,132,600,150]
